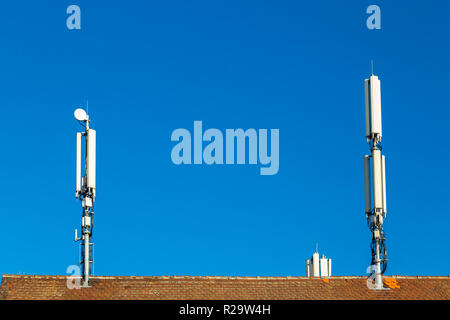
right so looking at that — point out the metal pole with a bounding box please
[83,230,89,286]
[374,238,383,289]
[83,116,91,287]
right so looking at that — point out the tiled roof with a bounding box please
[0,274,448,300]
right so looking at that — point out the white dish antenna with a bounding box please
[74,108,88,121]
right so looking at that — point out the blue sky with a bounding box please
[0,1,448,278]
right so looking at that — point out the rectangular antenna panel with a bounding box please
[372,149,383,209]
[76,132,82,194]
[312,252,320,277]
[382,155,387,215]
[87,129,96,190]
[364,155,372,213]
[328,259,332,276]
[364,79,371,138]
[320,257,330,277]
[364,75,382,138]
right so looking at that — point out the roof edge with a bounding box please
[2,274,449,280]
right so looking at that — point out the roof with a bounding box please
[0,274,448,300]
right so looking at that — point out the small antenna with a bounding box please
[371,60,374,75]
[86,100,89,115]
[315,243,318,253]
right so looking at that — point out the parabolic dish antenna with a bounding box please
[74,108,88,121]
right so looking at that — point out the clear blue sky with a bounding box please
[0,1,448,277]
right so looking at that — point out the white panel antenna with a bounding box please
[76,132,82,197]
[312,252,320,277]
[364,155,371,213]
[365,75,382,142]
[382,155,387,215]
[87,129,96,192]
[320,255,331,277]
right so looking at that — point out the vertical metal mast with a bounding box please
[74,108,96,287]
[364,73,388,290]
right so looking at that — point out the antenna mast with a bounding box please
[363,73,387,290]
[74,107,96,287]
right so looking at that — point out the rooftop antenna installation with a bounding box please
[74,107,96,287]
[364,73,388,289]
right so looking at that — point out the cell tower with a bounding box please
[73,108,96,287]
[363,73,388,289]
